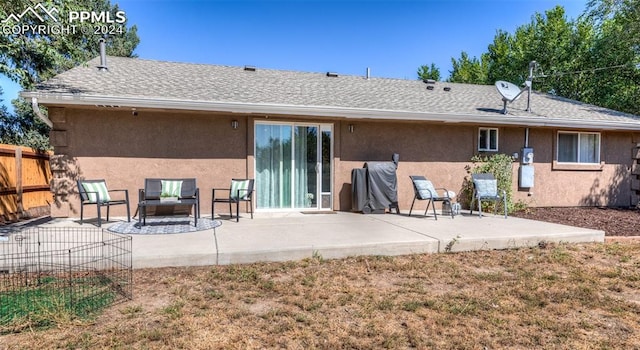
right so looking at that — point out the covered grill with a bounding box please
[351,154,400,214]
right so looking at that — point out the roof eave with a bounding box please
[21,91,640,131]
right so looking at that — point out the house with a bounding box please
[21,55,640,219]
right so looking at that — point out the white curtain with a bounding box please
[256,124,319,209]
[256,125,292,209]
[579,133,599,163]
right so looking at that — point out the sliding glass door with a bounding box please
[255,122,332,210]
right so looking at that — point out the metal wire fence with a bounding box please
[0,227,132,329]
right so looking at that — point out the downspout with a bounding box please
[31,97,52,128]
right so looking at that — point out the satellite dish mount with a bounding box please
[495,61,537,115]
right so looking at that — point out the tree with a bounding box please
[417,63,441,81]
[586,0,640,39]
[1,0,139,88]
[0,87,13,142]
[486,6,591,92]
[0,0,140,149]
[583,0,640,115]
[416,3,639,114]
[0,90,52,149]
[482,4,638,114]
[11,98,51,149]
[448,52,489,84]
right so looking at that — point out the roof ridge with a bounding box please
[100,55,429,82]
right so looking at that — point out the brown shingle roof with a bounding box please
[25,56,640,130]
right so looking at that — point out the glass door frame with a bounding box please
[254,121,333,212]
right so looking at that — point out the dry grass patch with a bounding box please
[2,242,640,349]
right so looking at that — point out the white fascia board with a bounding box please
[20,91,640,131]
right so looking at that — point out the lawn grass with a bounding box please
[1,276,117,333]
[2,241,640,349]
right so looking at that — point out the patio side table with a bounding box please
[138,198,199,227]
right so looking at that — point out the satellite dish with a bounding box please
[495,81,522,101]
[495,80,526,114]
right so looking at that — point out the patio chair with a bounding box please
[77,179,130,227]
[470,173,507,218]
[212,179,254,222]
[408,175,454,220]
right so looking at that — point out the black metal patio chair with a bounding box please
[212,179,254,222]
[77,179,130,227]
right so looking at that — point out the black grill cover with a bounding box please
[364,161,398,211]
[351,168,368,212]
[351,154,399,213]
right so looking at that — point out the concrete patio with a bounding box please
[29,210,605,268]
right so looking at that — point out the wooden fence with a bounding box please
[0,144,52,221]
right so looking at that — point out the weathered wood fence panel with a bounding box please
[0,144,52,221]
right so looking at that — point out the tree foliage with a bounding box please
[485,3,639,114]
[419,1,640,115]
[448,51,489,84]
[583,0,640,115]
[1,0,139,88]
[486,6,595,98]
[0,93,51,149]
[0,0,140,149]
[0,87,11,137]
[417,63,441,81]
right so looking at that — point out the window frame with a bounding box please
[478,127,499,152]
[556,131,601,164]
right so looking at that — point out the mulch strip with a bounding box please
[512,207,640,237]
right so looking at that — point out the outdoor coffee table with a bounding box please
[137,198,199,227]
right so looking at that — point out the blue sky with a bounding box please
[1,0,587,112]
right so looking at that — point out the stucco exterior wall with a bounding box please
[49,107,250,218]
[336,120,638,210]
[503,128,637,207]
[48,106,640,219]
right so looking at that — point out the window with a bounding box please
[557,131,600,163]
[478,128,498,151]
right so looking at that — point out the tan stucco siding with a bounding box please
[336,120,638,210]
[49,108,249,217]
[47,107,639,218]
[517,130,635,207]
[336,121,471,211]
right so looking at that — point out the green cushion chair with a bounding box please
[77,179,130,227]
[212,179,254,222]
